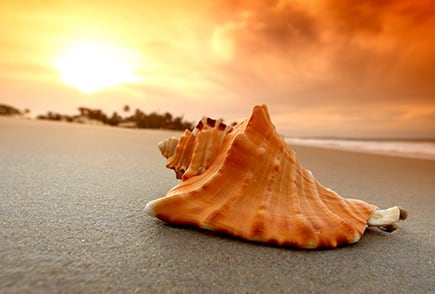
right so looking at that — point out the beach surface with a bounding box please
[1,117,434,293]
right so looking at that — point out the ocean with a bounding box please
[284,137,435,161]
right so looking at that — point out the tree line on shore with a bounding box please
[1,103,193,131]
[37,105,194,130]
[0,104,28,116]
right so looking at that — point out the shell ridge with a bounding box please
[169,117,234,180]
[248,142,280,242]
[202,125,281,240]
[296,162,321,248]
[177,129,253,233]
[305,168,376,246]
[276,152,295,245]
[305,169,336,247]
[342,198,377,228]
[183,129,212,179]
[201,132,263,237]
[307,172,358,247]
[238,118,284,241]
[170,126,247,195]
[183,126,227,179]
[203,180,258,238]
[322,187,374,227]
[158,157,248,226]
[166,129,195,178]
[196,162,249,230]
[252,135,297,243]
[308,172,360,242]
[285,151,305,246]
[264,142,295,244]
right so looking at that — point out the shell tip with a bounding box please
[145,201,156,217]
[367,206,407,232]
[399,207,408,220]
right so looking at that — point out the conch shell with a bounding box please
[146,105,407,248]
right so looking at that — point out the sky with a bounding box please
[1,0,434,138]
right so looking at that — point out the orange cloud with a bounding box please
[206,0,435,134]
[0,0,433,137]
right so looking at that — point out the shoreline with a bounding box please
[286,137,435,161]
[3,116,433,161]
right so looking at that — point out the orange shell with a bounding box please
[162,117,232,180]
[147,105,381,248]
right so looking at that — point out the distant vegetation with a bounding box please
[1,103,239,131]
[36,105,194,131]
[1,102,193,130]
[0,104,24,116]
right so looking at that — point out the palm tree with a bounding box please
[123,104,130,114]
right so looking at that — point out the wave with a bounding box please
[284,137,435,161]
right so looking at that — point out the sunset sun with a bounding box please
[53,42,142,93]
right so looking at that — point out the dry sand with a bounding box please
[1,117,434,293]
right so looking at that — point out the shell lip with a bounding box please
[197,223,364,250]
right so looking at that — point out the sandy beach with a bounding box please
[1,117,434,293]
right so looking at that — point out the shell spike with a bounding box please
[367,206,408,232]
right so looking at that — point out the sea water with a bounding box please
[284,137,435,161]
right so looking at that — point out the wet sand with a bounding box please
[1,117,434,293]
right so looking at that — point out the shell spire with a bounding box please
[147,104,407,249]
[158,117,232,180]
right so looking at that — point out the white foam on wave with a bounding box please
[284,138,435,161]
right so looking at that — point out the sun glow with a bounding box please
[53,42,143,93]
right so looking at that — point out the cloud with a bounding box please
[208,0,435,114]
[1,0,433,137]
[211,0,321,59]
